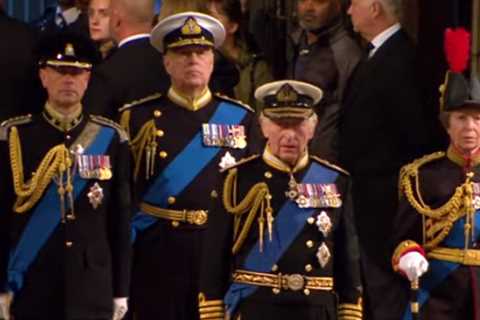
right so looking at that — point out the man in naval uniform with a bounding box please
[118,12,258,320]
[199,80,363,320]
[391,28,480,320]
[0,33,130,320]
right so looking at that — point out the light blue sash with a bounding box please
[7,126,115,293]
[224,162,339,314]
[131,102,248,241]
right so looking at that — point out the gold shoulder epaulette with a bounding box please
[0,114,33,141]
[214,92,254,112]
[220,154,260,173]
[118,92,163,113]
[90,115,129,142]
[311,156,350,176]
[399,151,445,182]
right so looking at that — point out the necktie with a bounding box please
[56,13,67,29]
[366,42,374,55]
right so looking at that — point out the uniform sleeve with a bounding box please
[107,136,132,297]
[198,173,235,319]
[334,176,363,320]
[0,139,14,292]
[390,194,424,274]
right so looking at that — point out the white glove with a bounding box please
[398,251,429,281]
[0,293,12,320]
[112,297,128,320]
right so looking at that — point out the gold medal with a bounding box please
[236,137,247,149]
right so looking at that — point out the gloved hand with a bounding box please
[112,297,128,320]
[0,292,12,320]
[398,251,429,281]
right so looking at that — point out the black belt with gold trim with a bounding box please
[232,269,334,292]
[140,202,208,226]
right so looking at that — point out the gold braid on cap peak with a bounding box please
[223,168,273,254]
[129,119,158,181]
[9,126,73,213]
[399,151,476,250]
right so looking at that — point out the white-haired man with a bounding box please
[340,0,430,319]
[199,80,363,320]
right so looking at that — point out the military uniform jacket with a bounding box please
[119,90,257,319]
[199,152,362,320]
[0,113,131,319]
[391,148,480,320]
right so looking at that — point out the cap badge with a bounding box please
[65,43,75,57]
[181,17,202,36]
[276,84,298,103]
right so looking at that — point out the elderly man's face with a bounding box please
[261,116,317,166]
[347,0,374,36]
[163,46,214,94]
[447,110,480,155]
[39,66,91,109]
[297,0,340,31]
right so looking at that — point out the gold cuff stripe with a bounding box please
[338,316,362,320]
[199,312,225,319]
[338,309,362,317]
[199,306,224,313]
[338,303,362,312]
[392,240,422,271]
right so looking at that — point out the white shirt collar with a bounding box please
[56,6,81,25]
[369,23,401,58]
[118,34,151,48]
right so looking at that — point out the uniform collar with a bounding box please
[262,145,309,173]
[118,33,150,48]
[43,102,83,132]
[167,86,212,111]
[369,23,400,58]
[56,6,81,25]
[447,144,480,169]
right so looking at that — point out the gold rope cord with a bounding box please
[9,126,72,213]
[399,152,475,250]
[223,168,273,254]
[129,119,158,180]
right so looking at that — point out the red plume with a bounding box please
[444,27,471,73]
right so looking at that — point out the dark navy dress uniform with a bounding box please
[199,80,363,320]
[120,88,256,320]
[0,111,131,320]
[199,151,363,320]
[0,32,131,320]
[391,66,480,320]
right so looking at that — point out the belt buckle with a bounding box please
[187,210,208,225]
[283,274,305,291]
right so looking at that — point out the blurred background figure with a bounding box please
[288,0,362,162]
[83,0,169,117]
[33,0,89,38]
[0,4,42,120]
[207,0,273,110]
[88,0,115,58]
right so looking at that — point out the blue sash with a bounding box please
[402,210,480,320]
[131,102,248,241]
[7,126,115,293]
[224,162,339,314]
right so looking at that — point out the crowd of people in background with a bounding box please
[0,0,479,319]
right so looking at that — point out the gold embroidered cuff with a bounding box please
[338,300,362,320]
[198,293,224,320]
[392,240,423,272]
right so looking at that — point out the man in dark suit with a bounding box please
[0,9,41,121]
[339,0,430,319]
[83,0,169,117]
[0,33,131,320]
[33,0,90,38]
